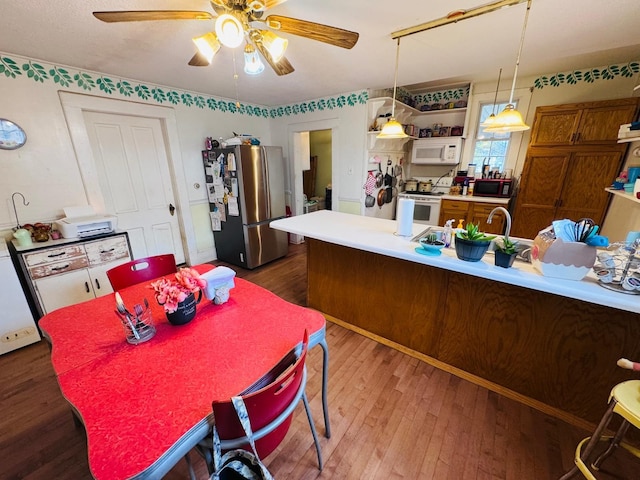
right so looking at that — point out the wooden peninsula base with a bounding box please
[306,239,640,429]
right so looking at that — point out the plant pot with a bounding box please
[454,237,491,262]
[494,251,517,268]
[165,291,202,326]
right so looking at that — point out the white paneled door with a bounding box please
[83,111,185,264]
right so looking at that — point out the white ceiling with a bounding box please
[1,0,639,106]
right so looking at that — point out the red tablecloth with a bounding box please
[39,265,325,480]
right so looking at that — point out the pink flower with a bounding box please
[150,268,206,313]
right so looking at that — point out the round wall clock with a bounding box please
[0,118,27,150]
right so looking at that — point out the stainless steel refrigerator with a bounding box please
[203,145,288,269]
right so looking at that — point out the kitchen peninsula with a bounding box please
[271,211,640,429]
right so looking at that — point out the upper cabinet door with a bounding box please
[529,108,582,147]
[529,98,640,147]
[575,102,639,144]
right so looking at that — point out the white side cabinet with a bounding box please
[10,233,131,318]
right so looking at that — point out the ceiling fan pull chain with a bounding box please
[232,50,241,109]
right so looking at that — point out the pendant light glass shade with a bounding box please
[484,104,529,132]
[260,30,288,63]
[244,44,265,75]
[485,0,532,133]
[377,38,408,139]
[193,32,221,63]
[215,14,244,48]
[378,118,407,138]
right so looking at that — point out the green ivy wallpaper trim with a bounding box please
[413,85,471,105]
[533,61,640,89]
[0,53,368,118]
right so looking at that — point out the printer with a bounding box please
[55,206,118,239]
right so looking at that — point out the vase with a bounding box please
[165,291,202,326]
[494,251,517,268]
[454,237,491,262]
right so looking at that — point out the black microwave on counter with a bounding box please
[473,178,512,198]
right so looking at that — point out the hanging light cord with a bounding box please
[491,68,502,114]
[508,0,532,105]
[390,38,401,118]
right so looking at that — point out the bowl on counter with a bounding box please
[417,238,446,256]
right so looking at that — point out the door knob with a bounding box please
[169,203,175,216]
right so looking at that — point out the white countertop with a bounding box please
[271,210,639,314]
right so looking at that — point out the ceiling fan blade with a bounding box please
[265,15,359,49]
[93,11,214,23]
[263,0,288,9]
[254,41,294,76]
[188,52,211,67]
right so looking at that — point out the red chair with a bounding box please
[106,254,177,290]
[193,330,323,475]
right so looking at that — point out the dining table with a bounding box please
[38,264,329,480]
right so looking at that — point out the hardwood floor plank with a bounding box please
[1,242,638,479]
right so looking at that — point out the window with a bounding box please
[471,102,514,173]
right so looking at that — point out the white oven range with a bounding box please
[397,192,443,226]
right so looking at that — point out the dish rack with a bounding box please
[594,240,640,295]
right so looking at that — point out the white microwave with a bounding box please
[410,137,463,165]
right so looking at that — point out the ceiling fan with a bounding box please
[93,0,359,76]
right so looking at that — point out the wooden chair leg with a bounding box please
[559,400,617,480]
[591,420,630,471]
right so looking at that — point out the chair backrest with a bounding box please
[106,254,177,291]
[213,331,309,459]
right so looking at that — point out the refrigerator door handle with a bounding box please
[261,146,272,219]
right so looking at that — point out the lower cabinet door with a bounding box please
[34,269,96,314]
[88,259,131,297]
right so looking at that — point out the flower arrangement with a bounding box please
[150,267,207,313]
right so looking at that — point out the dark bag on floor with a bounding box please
[210,396,274,480]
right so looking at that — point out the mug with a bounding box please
[13,228,32,247]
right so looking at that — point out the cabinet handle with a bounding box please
[51,264,70,271]
[99,248,115,253]
[85,281,90,293]
[47,252,66,258]
[95,278,101,290]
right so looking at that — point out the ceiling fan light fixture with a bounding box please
[215,13,245,48]
[260,30,288,63]
[192,32,221,63]
[244,44,265,75]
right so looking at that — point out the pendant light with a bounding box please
[377,38,408,139]
[480,68,502,128]
[485,0,532,133]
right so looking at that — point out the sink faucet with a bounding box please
[487,206,511,238]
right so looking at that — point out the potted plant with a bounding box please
[418,232,446,255]
[494,235,518,268]
[454,222,496,262]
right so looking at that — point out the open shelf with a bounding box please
[606,187,640,204]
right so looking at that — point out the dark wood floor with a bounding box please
[1,242,637,479]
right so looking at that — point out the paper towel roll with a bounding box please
[395,198,415,237]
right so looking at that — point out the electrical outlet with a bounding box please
[1,327,37,342]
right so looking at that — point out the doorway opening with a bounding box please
[304,129,333,212]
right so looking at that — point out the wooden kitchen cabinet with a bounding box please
[511,98,639,240]
[529,98,640,147]
[512,148,624,239]
[439,199,506,234]
[10,233,131,319]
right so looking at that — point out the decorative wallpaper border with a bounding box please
[2,52,638,117]
[0,53,368,118]
[533,61,640,89]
